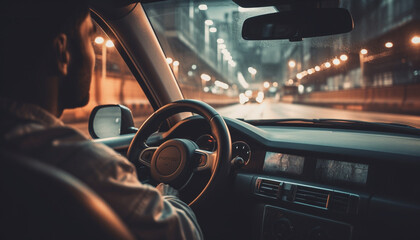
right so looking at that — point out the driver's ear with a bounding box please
[53,33,70,76]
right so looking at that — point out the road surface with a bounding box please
[215,99,420,128]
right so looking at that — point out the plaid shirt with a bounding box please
[0,98,203,240]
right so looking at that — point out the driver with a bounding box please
[0,1,203,239]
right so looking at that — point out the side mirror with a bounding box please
[88,105,137,139]
[242,8,354,41]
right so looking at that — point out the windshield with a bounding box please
[143,0,420,128]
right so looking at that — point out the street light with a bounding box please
[315,66,321,71]
[333,58,341,65]
[205,20,213,26]
[198,4,208,10]
[385,42,393,48]
[411,36,420,45]
[360,49,368,55]
[217,38,224,44]
[215,80,229,90]
[172,61,179,79]
[224,56,233,61]
[263,81,270,89]
[298,85,305,94]
[288,60,296,68]
[248,67,257,80]
[94,36,104,44]
[105,40,114,48]
[325,62,331,68]
[308,68,315,75]
[340,54,348,61]
[248,67,257,75]
[166,57,173,64]
[94,37,115,104]
[200,73,211,81]
[209,27,217,33]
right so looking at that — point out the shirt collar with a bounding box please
[0,98,64,127]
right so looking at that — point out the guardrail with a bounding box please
[282,83,420,115]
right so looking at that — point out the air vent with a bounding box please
[294,185,330,209]
[329,192,351,214]
[255,178,281,198]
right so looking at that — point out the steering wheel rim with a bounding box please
[127,99,231,207]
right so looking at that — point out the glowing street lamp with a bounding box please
[385,42,393,48]
[340,54,348,61]
[325,62,331,68]
[248,67,257,80]
[198,4,208,10]
[411,36,420,45]
[200,73,211,82]
[172,60,179,78]
[228,60,236,67]
[215,80,229,90]
[209,27,217,33]
[248,67,257,75]
[94,36,104,44]
[333,58,341,65]
[166,57,173,64]
[315,66,321,71]
[105,40,114,48]
[360,49,368,55]
[94,36,115,103]
[205,20,213,26]
[288,60,296,68]
[263,81,270,89]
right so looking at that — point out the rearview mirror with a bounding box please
[242,8,353,41]
[89,104,137,139]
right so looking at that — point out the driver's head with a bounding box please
[0,0,94,116]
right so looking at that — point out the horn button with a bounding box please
[151,139,198,187]
[156,146,181,175]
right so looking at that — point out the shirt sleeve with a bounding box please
[53,140,204,240]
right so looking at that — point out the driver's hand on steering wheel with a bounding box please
[157,183,179,197]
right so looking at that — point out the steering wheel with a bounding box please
[127,99,231,206]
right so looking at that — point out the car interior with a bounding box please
[2,0,420,240]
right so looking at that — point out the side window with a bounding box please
[62,22,152,137]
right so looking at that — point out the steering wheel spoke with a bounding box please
[138,147,158,167]
[194,149,217,172]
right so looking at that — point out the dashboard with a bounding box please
[162,115,420,240]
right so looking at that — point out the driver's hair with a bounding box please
[0,0,90,88]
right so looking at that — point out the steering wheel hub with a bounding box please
[155,146,180,175]
[151,139,198,188]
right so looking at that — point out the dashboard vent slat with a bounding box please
[293,185,330,208]
[330,193,351,214]
[256,179,280,198]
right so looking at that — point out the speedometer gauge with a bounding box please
[232,141,251,165]
[196,134,217,151]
